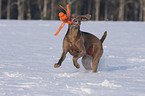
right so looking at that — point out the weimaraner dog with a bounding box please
[54,14,107,72]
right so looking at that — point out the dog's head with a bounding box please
[70,14,91,28]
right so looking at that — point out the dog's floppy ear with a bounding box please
[80,14,91,21]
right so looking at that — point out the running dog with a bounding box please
[54,14,107,72]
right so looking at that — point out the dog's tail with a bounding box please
[100,31,107,43]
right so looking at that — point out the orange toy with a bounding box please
[59,12,72,24]
[54,4,72,36]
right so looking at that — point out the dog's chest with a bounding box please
[68,43,80,56]
[66,28,82,56]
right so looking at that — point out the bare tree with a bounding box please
[143,0,145,21]
[88,0,91,14]
[139,0,143,21]
[75,0,81,15]
[67,0,72,14]
[119,0,125,21]
[18,0,25,20]
[0,0,1,19]
[75,1,79,15]
[7,0,11,19]
[95,0,100,21]
[26,0,31,20]
[37,0,51,19]
[104,0,108,21]
[37,0,43,19]
[43,0,48,18]
[51,0,54,19]
[67,0,77,14]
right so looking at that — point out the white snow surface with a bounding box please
[0,20,145,96]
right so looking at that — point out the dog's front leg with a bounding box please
[54,50,67,68]
[73,50,86,69]
[54,39,68,68]
[73,39,86,69]
[73,56,80,69]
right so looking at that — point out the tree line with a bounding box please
[0,0,145,21]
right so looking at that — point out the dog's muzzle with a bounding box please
[71,18,80,28]
[71,18,79,24]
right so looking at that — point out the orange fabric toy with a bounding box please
[54,4,72,36]
[59,12,72,24]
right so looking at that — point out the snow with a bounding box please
[0,20,145,96]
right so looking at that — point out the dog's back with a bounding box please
[81,31,107,49]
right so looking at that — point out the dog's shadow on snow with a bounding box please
[97,56,132,72]
[105,66,129,72]
[98,56,139,72]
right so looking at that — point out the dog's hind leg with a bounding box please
[82,55,92,70]
[92,45,103,72]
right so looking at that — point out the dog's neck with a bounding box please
[66,25,80,43]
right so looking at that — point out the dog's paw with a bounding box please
[54,63,61,68]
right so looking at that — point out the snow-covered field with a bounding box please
[0,20,145,96]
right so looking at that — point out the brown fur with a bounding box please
[54,14,107,72]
